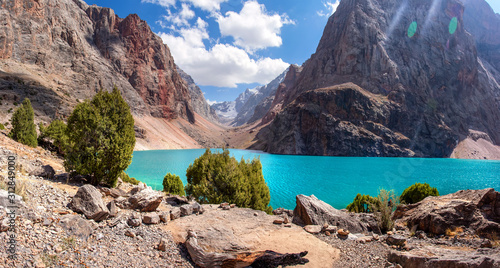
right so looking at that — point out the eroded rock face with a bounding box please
[261,83,417,156]
[68,185,109,222]
[0,0,201,124]
[256,0,500,157]
[393,188,500,237]
[292,194,368,233]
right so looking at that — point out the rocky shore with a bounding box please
[1,132,499,268]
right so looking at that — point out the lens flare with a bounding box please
[408,21,418,38]
[449,17,458,34]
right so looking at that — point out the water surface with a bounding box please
[126,149,500,210]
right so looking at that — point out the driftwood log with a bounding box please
[185,231,309,268]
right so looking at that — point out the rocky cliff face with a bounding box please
[255,0,500,157]
[0,0,220,135]
[176,65,218,123]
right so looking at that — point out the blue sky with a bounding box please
[85,0,500,104]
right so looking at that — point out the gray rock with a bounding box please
[170,207,181,220]
[109,188,127,198]
[303,225,322,234]
[386,235,407,248]
[28,164,55,179]
[143,213,160,224]
[58,215,93,239]
[159,212,170,223]
[292,194,367,233]
[191,202,204,214]
[125,229,136,238]
[127,188,163,212]
[68,185,109,222]
[127,218,141,227]
[394,188,500,237]
[180,204,193,216]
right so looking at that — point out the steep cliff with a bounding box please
[176,65,218,123]
[0,0,221,149]
[255,0,500,157]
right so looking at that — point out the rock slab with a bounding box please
[69,185,109,222]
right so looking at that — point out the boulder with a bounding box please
[180,204,193,216]
[68,185,109,222]
[127,218,141,227]
[58,215,93,239]
[170,207,181,220]
[157,238,168,251]
[393,188,500,237]
[159,211,170,223]
[386,235,407,248]
[272,207,294,217]
[293,195,367,233]
[191,202,204,214]
[143,213,160,224]
[120,188,163,212]
[303,225,322,234]
[388,245,500,267]
[29,164,55,179]
[109,188,128,198]
[128,183,146,196]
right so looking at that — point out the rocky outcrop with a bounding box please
[393,188,500,237]
[260,83,417,156]
[255,0,500,157]
[176,65,218,123]
[116,187,163,212]
[68,184,110,222]
[388,246,500,268]
[292,194,368,233]
[450,129,500,160]
[164,204,340,267]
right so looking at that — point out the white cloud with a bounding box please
[217,1,294,52]
[317,1,340,17]
[159,17,289,87]
[141,0,176,8]
[161,3,195,26]
[205,99,219,105]
[183,0,227,12]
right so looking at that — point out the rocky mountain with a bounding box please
[176,65,218,123]
[0,0,220,149]
[211,68,287,126]
[253,0,500,157]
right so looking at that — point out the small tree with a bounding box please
[38,120,68,155]
[163,173,185,196]
[185,149,272,213]
[370,189,399,233]
[346,193,380,213]
[64,87,135,187]
[400,182,439,204]
[9,98,37,147]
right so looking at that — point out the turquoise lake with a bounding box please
[125,149,500,210]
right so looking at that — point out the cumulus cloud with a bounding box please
[317,1,340,17]
[217,1,294,52]
[161,3,195,26]
[159,18,289,87]
[141,0,176,8]
[183,0,228,12]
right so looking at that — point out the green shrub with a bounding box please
[38,120,68,155]
[64,87,135,187]
[400,183,439,204]
[371,189,399,233]
[0,123,4,130]
[120,171,140,185]
[185,149,272,213]
[346,193,380,213]
[8,98,37,147]
[163,173,185,196]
